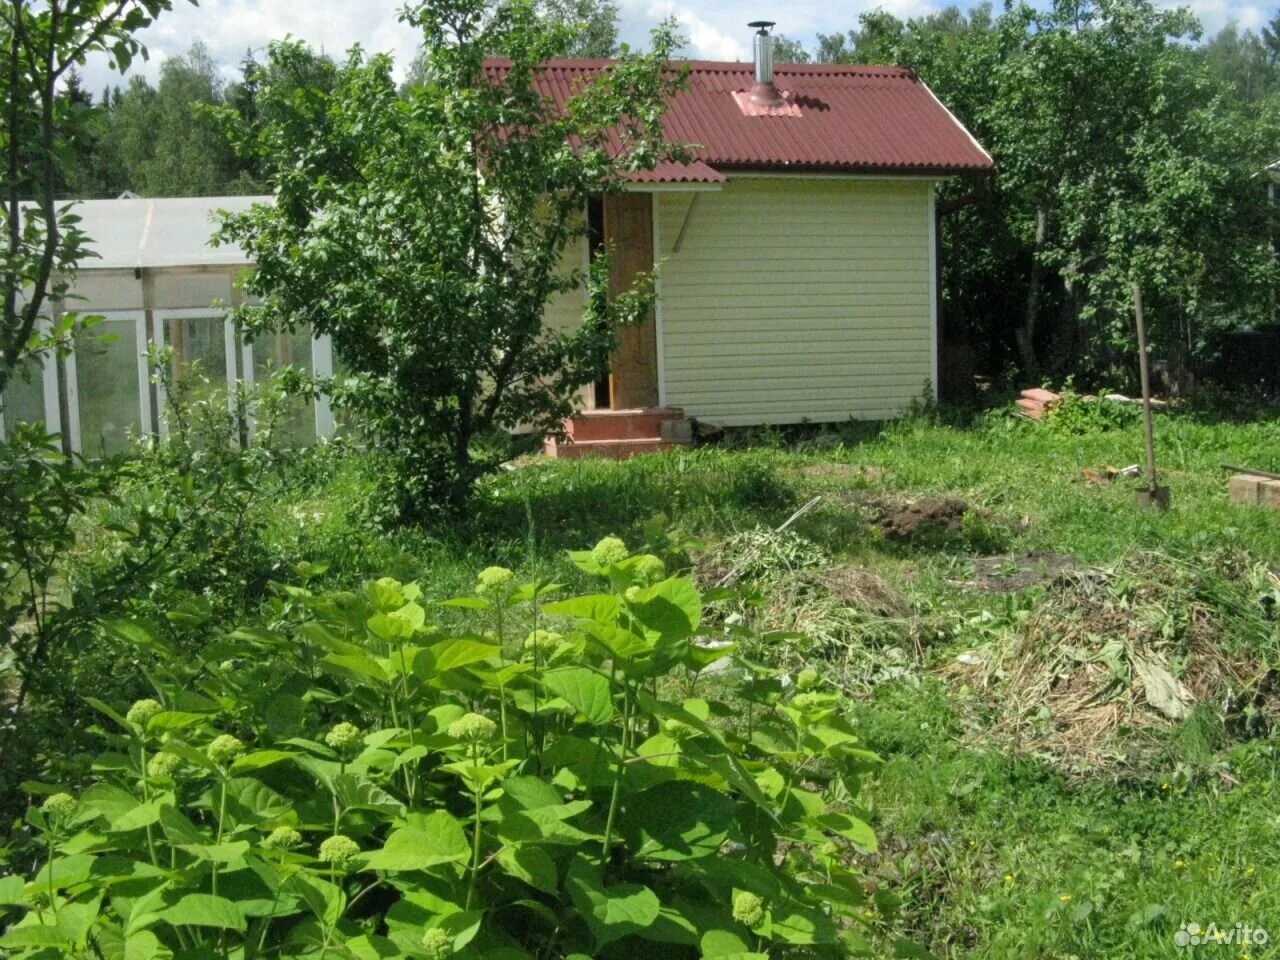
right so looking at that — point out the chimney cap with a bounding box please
[748,20,775,33]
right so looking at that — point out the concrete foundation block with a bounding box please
[1228,474,1280,507]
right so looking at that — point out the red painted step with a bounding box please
[564,407,685,443]
[546,407,692,459]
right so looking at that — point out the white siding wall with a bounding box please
[542,230,594,409]
[656,177,936,425]
[543,231,588,332]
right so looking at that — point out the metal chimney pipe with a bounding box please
[753,23,774,84]
[747,21,783,107]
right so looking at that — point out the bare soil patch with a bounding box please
[869,496,969,543]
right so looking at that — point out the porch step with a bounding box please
[564,407,685,442]
[545,406,691,459]
[543,436,683,460]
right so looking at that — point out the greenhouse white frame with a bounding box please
[0,196,336,454]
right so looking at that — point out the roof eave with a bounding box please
[715,162,994,178]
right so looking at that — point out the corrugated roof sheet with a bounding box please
[629,159,724,183]
[61,195,269,269]
[485,59,993,179]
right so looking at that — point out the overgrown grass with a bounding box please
[57,401,1280,956]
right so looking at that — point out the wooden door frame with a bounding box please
[602,192,659,409]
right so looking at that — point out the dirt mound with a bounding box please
[942,551,1278,773]
[870,496,969,543]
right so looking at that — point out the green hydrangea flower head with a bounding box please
[207,734,245,765]
[624,586,642,603]
[663,717,699,740]
[147,751,182,779]
[41,792,77,820]
[634,554,666,584]
[318,834,360,866]
[524,629,561,653]
[591,536,628,568]
[796,667,820,691]
[732,890,766,928]
[263,826,303,850]
[791,692,830,713]
[127,698,163,729]
[448,712,497,743]
[421,928,453,960]
[324,722,362,752]
[475,565,515,597]
[21,887,50,908]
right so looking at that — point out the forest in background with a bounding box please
[49,0,1280,385]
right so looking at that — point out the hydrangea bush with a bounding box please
[0,540,883,958]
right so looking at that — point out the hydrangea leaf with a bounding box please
[156,893,247,932]
[542,667,614,724]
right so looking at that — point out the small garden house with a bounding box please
[520,24,993,455]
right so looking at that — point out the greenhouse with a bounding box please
[0,195,335,455]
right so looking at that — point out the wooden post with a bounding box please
[1133,283,1170,510]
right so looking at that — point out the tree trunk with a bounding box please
[1015,205,1048,377]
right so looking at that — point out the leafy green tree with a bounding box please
[1204,22,1276,103]
[0,0,187,399]
[404,0,619,89]
[828,0,1279,384]
[223,46,337,188]
[218,0,688,517]
[53,69,121,198]
[104,40,240,195]
[771,35,810,64]
[1263,10,1280,65]
[539,0,618,56]
[100,74,154,192]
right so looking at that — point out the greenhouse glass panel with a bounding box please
[252,327,315,446]
[74,313,144,457]
[1,357,50,435]
[163,315,229,405]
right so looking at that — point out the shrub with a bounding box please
[1041,391,1142,435]
[0,542,883,957]
[0,366,305,824]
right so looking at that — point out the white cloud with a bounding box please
[76,0,1279,97]
[80,0,421,92]
[640,0,747,59]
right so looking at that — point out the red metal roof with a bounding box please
[484,59,993,180]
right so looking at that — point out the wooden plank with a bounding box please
[606,193,658,409]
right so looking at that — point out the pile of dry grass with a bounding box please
[695,524,920,682]
[754,565,920,684]
[693,526,829,588]
[943,551,1278,771]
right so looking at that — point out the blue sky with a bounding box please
[78,0,1274,93]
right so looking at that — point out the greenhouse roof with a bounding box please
[63,195,271,270]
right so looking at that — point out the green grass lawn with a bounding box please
[260,401,1280,958]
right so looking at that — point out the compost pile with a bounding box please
[697,525,918,683]
[945,550,1280,771]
